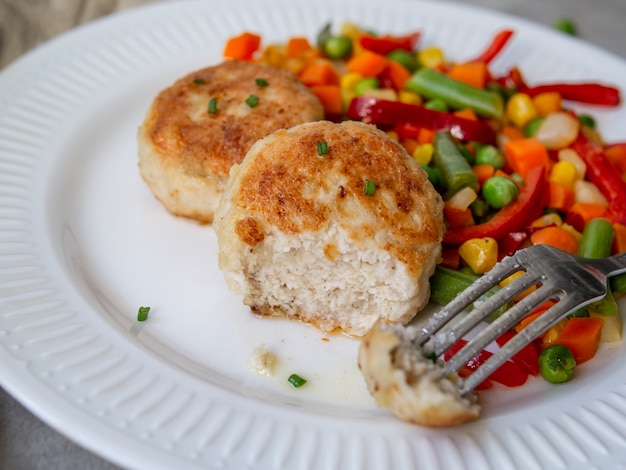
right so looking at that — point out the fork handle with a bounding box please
[587,251,626,279]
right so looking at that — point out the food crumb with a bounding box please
[247,343,275,376]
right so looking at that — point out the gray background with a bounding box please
[1,0,625,468]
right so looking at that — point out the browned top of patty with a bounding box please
[141,60,324,178]
[231,120,445,274]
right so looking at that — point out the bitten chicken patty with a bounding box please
[137,60,324,223]
[358,321,481,427]
[214,120,445,337]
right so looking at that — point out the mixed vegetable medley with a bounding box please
[221,22,626,390]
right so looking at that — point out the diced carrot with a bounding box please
[566,202,610,232]
[223,32,261,60]
[555,317,604,364]
[447,61,489,89]
[440,247,460,270]
[382,60,412,91]
[546,181,575,212]
[298,60,340,86]
[605,144,626,175]
[286,37,312,58]
[453,108,478,121]
[473,163,495,185]
[401,138,419,156]
[500,125,525,142]
[514,301,556,334]
[346,50,389,77]
[309,84,343,116]
[613,223,626,254]
[417,128,435,144]
[532,92,562,116]
[503,138,550,178]
[444,203,474,228]
[529,226,579,254]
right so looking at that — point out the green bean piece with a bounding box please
[475,144,505,169]
[469,197,490,218]
[387,49,419,72]
[429,266,508,321]
[423,98,449,113]
[610,273,626,294]
[481,175,519,209]
[578,218,618,316]
[432,131,478,198]
[578,218,615,259]
[539,345,576,383]
[405,68,504,118]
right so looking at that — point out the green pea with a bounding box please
[539,344,576,383]
[553,18,577,36]
[387,49,419,72]
[423,98,449,113]
[353,77,380,96]
[322,35,353,60]
[579,114,596,129]
[482,175,519,209]
[475,145,505,169]
[525,117,545,137]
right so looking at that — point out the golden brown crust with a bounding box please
[232,120,444,278]
[138,60,324,223]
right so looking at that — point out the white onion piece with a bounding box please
[574,180,609,206]
[535,112,580,150]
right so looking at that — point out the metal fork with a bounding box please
[417,244,626,395]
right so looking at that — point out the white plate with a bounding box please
[1,0,626,468]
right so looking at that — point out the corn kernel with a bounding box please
[560,223,583,242]
[530,213,563,228]
[340,72,364,91]
[549,160,578,187]
[557,148,586,180]
[418,47,445,69]
[532,92,562,116]
[398,90,422,105]
[500,270,536,301]
[458,237,498,274]
[506,93,538,129]
[412,143,434,166]
[542,318,568,347]
[386,130,399,141]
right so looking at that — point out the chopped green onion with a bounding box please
[255,78,269,87]
[288,373,307,388]
[208,97,217,114]
[246,94,260,108]
[317,141,329,155]
[553,18,577,36]
[364,179,377,195]
[193,77,205,84]
[137,306,151,322]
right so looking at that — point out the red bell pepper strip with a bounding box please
[443,166,546,245]
[520,83,621,107]
[346,96,497,144]
[359,32,420,55]
[570,132,626,224]
[444,339,529,387]
[496,330,540,376]
[469,29,514,64]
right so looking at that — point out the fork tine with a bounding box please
[422,266,545,355]
[441,283,561,371]
[417,256,523,346]
[458,293,593,395]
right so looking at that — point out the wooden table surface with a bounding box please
[1,0,625,469]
